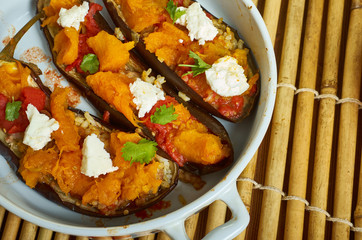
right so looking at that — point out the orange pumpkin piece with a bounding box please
[42,0,81,27]
[82,131,162,206]
[50,87,80,152]
[144,22,190,67]
[53,27,79,65]
[163,102,230,165]
[173,128,230,165]
[116,0,167,32]
[121,160,161,201]
[82,171,123,206]
[87,31,135,72]
[52,150,93,195]
[200,41,232,65]
[232,48,248,69]
[19,148,59,188]
[86,72,137,126]
[0,61,30,99]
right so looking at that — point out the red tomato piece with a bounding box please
[20,87,46,111]
[84,3,103,36]
[6,111,29,134]
[0,93,30,134]
[66,3,102,72]
[0,94,8,122]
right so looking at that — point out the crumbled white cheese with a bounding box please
[57,2,89,31]
[129,78,165,118]
[175,7,187,25]
[175,3,218,45]
[178,91,190,101]
[178,39,184,43]
[81,134,118,178]
[205,56,249,97]
[23,104,59,151]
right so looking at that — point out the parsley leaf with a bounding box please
[166,0,186,23]
[5,101,22,121]
[151,104,178,125]
[80,54,99,74]
[179,51,211,77]
[121,139,158,164]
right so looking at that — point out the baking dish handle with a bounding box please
[162,182,249,240]
[202,182,250,240]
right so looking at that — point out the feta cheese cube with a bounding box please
[23,104,59,150]
[205,56,249,97]
[57,2,89,31]
[81,134,118,178]
[129,79,165,118]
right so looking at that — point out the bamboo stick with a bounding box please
[332,0,362,238]
[19,221,38,240]
[185,213,200,239]
[355,153,362,240]
[307,0,346,239]
[205,200,227,235]
[283,0,325,239]
[263,0,283,45]
[156,232,170,240]
[1,213,21,240]
[37,228,53,240]
[234,153,258,240]
[75,237,89,240]
[0,206,5,228]
[139,235,156,240]
[257,0,306,238]
[54,232,70,240]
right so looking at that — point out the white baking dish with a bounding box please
[0,0,276,239]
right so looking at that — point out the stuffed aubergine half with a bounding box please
[103,0,260,122]
[0,13,178,217]
[37,0,234,175]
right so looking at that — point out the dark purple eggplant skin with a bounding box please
[103,0,260,123]
[37,0,234,175]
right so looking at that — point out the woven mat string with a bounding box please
[237,177,362,232]
[276,83,362,109]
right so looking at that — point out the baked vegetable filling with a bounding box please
[116,0,259,120]
[43,0,231,167]
[0,63,172,215]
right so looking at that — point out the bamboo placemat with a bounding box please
[0,0,361,239]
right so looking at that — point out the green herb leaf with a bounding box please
[166,0,186,23]
[5,101,22,121]
[151,104,178,125]
[80,54,99,74]
[179,51,211,77]
[121,139,158,164]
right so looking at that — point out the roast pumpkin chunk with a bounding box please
[87,31,134,72]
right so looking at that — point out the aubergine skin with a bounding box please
[37,0,234,175]
[103,0,260,123]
